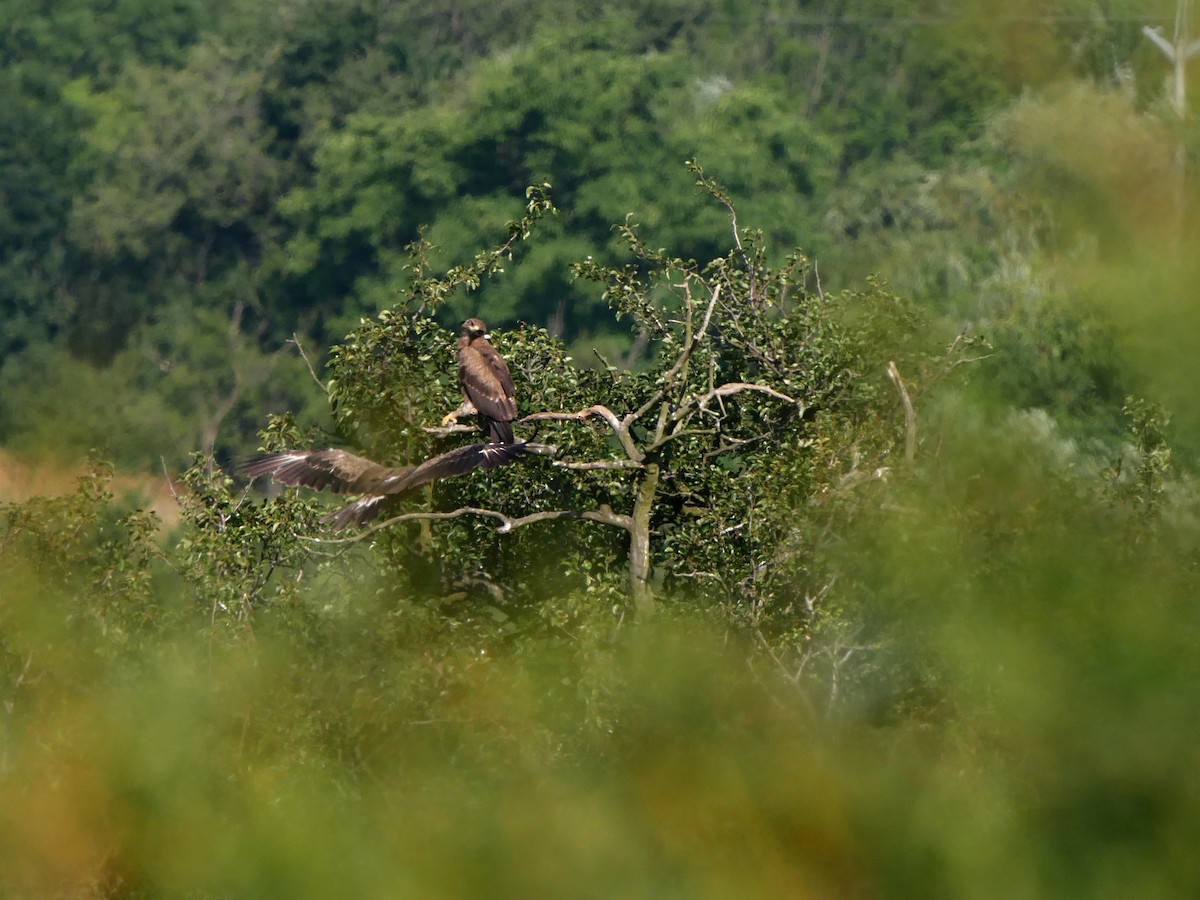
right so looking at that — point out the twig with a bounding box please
[754,628,802,685]
[160,457,182,504]
[702,433,769,459]
[648,426,718,451]
[667,381,800,428]
[886,361,917,465]
[661,284,721,386]
[628,284,723,426]
[947,353,994,369]
[289,333,327,394]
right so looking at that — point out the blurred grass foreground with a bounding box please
[3,402,1200,900]
[8,1,1200,895]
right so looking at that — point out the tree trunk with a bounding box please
[628,462,660,616]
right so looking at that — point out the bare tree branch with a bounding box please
[423,422,485,437]
[753,628,803,686]
[702,432,771,459]
[313,503,634,543]
[495,505,633,533]
[666,382,800,432]
[648,426,718,452]
[161,456,182,505]
[520,405,644,462]
[592,347,618,371]
[661,283,721,386]
[554,459,645,471]
[628,284,723,426]
[1143,24,1176,59]
[946,354,994,369]
[520,442,559,457]
[519,382,798,463]
[289,332,328,394]
[887,360,917,465]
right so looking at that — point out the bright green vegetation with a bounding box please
[4,1,1200,897]
[4,341,1200,898]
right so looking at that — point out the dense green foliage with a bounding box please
[5,1,1200,897]
[3,0,1192,468]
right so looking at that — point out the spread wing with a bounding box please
[245,442,526,529]
[242,450,412,495]
[388,441,526,493]
[459,338,517,443]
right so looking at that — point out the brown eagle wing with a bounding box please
[244,442,525,529]
[242,450,412,495]
[387,441,525,493]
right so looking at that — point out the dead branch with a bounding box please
[520,442,559,456]
[314,503,633,543]
[647,426,718,451]
[289,332,327,394]
[629,284,723,425]
[754,628,802,686]
[423,422,485,437]
[667,381,800,428]
[520,405,644,462]
[887,360,916,465]
[494,505,633,533]
[554,459,645,471]
[702,432,770,459]
[160,456,182,504]
[661,283,721,386]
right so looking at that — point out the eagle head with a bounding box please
[461,317,488,339]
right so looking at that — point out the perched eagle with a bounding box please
[245,442,525,529]
[452,317,518,444]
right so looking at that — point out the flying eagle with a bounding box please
[444,318,518,444]
[245,441,525,529]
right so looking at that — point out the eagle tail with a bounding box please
[486,418,515,445]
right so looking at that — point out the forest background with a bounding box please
[4,1,1200,897]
